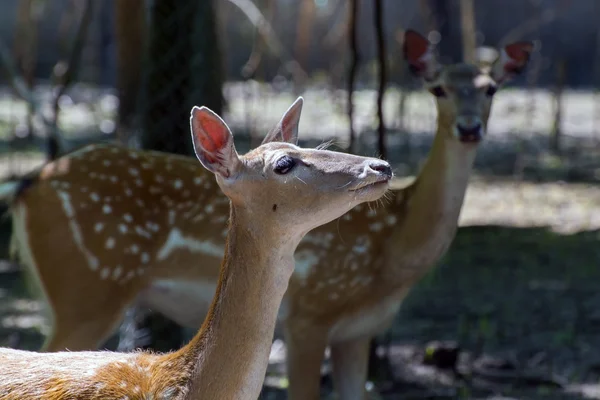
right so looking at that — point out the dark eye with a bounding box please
[274,155,296,175]
[429,86,446,97]
[486,85,497,96]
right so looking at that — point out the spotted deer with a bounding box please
[282,29,528,397]
[0,100,393,399]
[0,30,532,399]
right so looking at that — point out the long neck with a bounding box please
[172,206,296,399]
[386,124,477,282]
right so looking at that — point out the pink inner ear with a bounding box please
[404,30,430,64]
[195,113,227,153]
[505,42,533,64]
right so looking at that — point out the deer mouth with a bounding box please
[349,176,391,193]
[456,123,483,143]
[459,133,482,143]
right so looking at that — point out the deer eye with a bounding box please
[274,155,296,175]
[429,86,446,97]
[486,85,498,96]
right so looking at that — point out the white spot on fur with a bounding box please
[129,168,139,176]
[113,266,123,279]
[124,213,133,223]
[141,253,150,264]
[369,222,384,232]
[294,250,319,280]
[157,228,223,261]
[103,204,112,214]
[90,192,100,202]
[118,224,128,234]
[100,268,110,280]
[130,244,139,254]
[56,191,99,270]
[173,179,183,189]
[106,237,115,249]
[386,215,397,225]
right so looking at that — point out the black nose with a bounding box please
[456,123,482,143]
[368,161,393,179]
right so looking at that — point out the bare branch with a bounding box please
[374,0,387,159]
[347,0,359,153]
[48,0,94,160]
[226,0,308,82]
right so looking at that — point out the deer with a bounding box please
[278,31,533,399]
[0,30,532,399]
[0,99,393,399]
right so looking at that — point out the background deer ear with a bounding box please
[262,97,303,145]
[403,30,440,81]
[190,106,241,179]
[493,41,534,84]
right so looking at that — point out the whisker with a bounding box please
[336,180,355,190]
[294,176,308,185]
[315,139,336,151]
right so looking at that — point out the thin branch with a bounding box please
[374,0,387,159]
[459,0,476,63]
[241,0,276,79]
[347,0,359,153]
[226,0,308,82]
[48,0,94,160]
[0,41,40,110]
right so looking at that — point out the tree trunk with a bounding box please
[135,0,224,353]
[114,0,146,145]
[141,0,224,156]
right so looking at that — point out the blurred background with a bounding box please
[1,0,600,399]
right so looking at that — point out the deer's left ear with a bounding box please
[262,97,303,145]
[493,41,534,84]
[403,30,440,82]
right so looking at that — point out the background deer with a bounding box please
[0,30,532,399]
[0,100,392,399]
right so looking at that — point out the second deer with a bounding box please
[0,30,532,399]
[0,101,392,399]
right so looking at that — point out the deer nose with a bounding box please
[365,160,393,179]
[455,116,483,143]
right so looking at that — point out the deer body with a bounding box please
[1,98,393,399]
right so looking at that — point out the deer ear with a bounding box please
[493,41,534,84]
[190,106,240,179]
[262,97,303,145]
[403,30,439,81]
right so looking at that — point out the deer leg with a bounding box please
[284,323,328,400]
[330,336,371,400]
[42,303,131,352]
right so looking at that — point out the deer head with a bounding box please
[403,30,533,144]
[190,97,393,237]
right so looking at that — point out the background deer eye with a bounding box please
[429,86,446,97]
[274,155,296,174]
[486,85,498,96]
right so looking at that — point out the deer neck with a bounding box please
[385,124,478,283]
[170,205,297,400]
